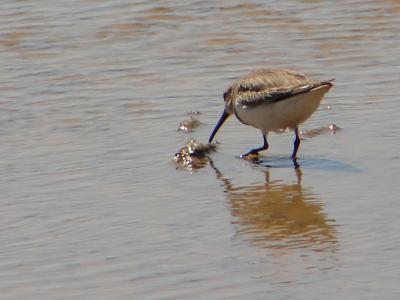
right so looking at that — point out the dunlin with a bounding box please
[209,69,333,159]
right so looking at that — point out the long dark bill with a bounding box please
[208,110,230,143]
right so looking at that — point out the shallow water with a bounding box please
[1,0,400,299]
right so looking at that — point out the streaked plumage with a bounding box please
[209,69,334,159]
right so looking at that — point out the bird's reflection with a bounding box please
[210,159,338,253]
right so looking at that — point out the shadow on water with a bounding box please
[250,156,362,173]
[209,159,339,254]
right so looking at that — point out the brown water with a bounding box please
[1,0,400,299]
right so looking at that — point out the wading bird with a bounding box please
[208,69,333,159]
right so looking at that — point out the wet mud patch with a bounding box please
[174,111,217,170]
[300,124,341,138]
[174,139,218,171]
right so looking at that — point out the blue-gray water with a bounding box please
[1,0,400,299]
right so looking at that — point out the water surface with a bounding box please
[1,0,400,299]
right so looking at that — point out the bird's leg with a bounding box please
[291,127,301,159]
[241,133,269,158]
[292,157,300,169]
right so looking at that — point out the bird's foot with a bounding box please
[240,150,259,161]
[291,156,300,169]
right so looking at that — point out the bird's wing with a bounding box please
[236,83,319,106]
[230,69,332,106]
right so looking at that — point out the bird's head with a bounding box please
[222,87,235,114]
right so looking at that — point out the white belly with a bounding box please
[234,85,331,133]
